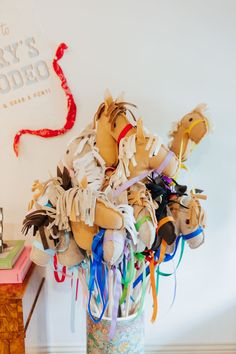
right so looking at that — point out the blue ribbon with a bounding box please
[182,227,203,240]
[88,228,108,323]
[133,226,203,288]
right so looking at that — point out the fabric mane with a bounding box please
[94,101,137,130]
[107,132,161,195]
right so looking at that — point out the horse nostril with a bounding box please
[189,118,193,122]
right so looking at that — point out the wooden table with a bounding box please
[0,264,45,354]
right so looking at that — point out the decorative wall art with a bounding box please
[0,10,77,156]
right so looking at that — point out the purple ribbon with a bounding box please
[109,267,122,339]
[152,151,175,179]
[162,175,173,184]
[113,151,175,198]
[103,233,125,248]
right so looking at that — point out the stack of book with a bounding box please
[0,240,32,283]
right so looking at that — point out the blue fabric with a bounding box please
[133,227,203,288]
[88,228,108,323]
[182,227,203,240]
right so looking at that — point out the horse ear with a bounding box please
[192,103,208,114]
[104,89,113,112]
[136,118,146,143]
[116,91,125,103]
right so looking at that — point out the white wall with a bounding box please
[1,0,236,350]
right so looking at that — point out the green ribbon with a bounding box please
[158,238,185,277]
[120,243,135,304]
[135,215,152,231]
[136,255,147,317]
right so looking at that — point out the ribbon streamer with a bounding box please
[113,151,175,198]
[109,267,122,339]
[53,254,67,283]
[133,227,203,288]
[70,266,79,332]
[13,43,77,156]
[150,253,158,322]
[88,228,108,323]
[120,242,135,305]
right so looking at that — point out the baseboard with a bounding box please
[27,344,236,354]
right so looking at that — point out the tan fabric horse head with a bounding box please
[170,192,206,249]
[95,91,137,167]
[169,104,209,162]
[128,182,157,252]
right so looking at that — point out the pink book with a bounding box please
[0,246,32,284]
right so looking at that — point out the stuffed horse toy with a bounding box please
[23,191,86,267]
[95,91,137,167]
[102,204,138,265]
[127,182,157,252]
[104,116,180,256]
[169,104,209,162]
[56,128,124,252]
[169,191,207,249]
[25,109,125,257]
[146,176,187,251]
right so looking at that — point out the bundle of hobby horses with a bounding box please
[23,91,209,337]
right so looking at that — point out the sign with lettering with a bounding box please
[0,12,54,111]
[0,37,50,97]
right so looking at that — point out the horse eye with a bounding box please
[114,122,117,128]
[66,149,69,154]
[185,219,190,224]
[189,117,193,122]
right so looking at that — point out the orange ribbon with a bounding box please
[149,252,158,323]
[149,239,167,322]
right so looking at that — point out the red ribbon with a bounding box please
[117,123,133,144]
[53,254,66,283]
[13,43,77,156]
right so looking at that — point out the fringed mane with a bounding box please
[107,132,161,195]
[94,100,137,129]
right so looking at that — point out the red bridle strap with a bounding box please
[117,124,133,144]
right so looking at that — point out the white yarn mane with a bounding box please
[109,132,162,191]
[64,124,106,191]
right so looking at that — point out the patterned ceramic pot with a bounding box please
[87,312,144,354]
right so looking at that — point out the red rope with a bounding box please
[13,43,77,156]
